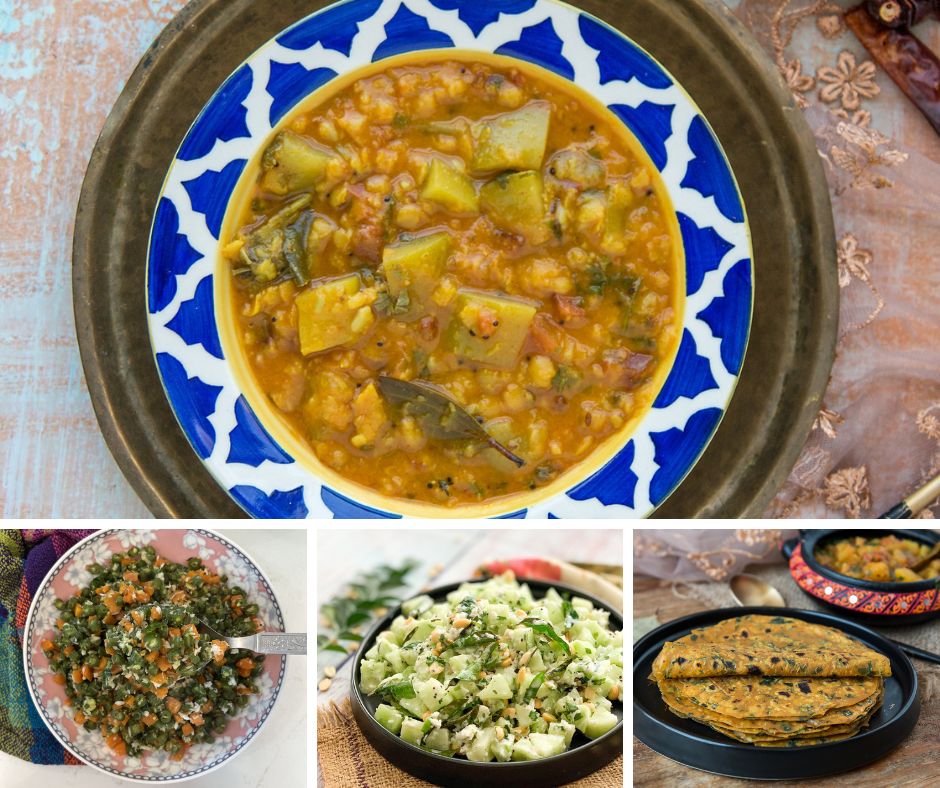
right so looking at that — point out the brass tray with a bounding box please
[72,0,837,518]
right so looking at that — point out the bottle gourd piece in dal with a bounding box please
[649,615,891,747]
[223,56,681,507]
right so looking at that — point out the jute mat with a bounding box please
[318,699,623,787]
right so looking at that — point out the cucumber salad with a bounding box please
[358,572,622,762]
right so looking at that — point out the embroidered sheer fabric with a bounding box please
[633,528,798,581]
[726,0,940,518]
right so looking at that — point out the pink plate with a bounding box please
[23,528,286,782]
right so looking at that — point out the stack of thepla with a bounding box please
[649,614,891,747]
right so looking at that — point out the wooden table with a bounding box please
[316,528,624,786]
[633,574,940,787]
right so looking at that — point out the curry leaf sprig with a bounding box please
[522,617,571,653]
[318,560,419,655]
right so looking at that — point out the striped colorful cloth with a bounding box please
[0,529,95,764]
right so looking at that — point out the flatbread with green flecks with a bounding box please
[658,677,883,731]
[658,675,881,719]
[649,613,891,748]
[651,615,891,679]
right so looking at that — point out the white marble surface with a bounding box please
[2,528,308,788]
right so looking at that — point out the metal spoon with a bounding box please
[909,541,940,573]
[728,573,940,666]
[112,603,307,687]
[729,573,786,607]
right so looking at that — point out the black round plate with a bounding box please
[633,606,920,780]
[351,579,623,787]
[781,529,940,626]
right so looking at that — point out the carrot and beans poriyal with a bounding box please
[222,54,682,508]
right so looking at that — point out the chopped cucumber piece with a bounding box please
[375,704,404,735]
[465,726,497,762]
[398,696,425,718]
[359,659,388,694]
[583,708,618,739]
[479,674,513,703]
[400,717,424,746]
[382,231,452,320]
[510,738,540,761]
[259,130,347,195]
[416,677,451,711]
[529,732,567,758]
[493,736,513,762]
[401,595,433,616]
[549,720,576,747]
[424,727,450,751]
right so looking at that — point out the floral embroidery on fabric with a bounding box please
[813,407,844,439]
[817,50,880,110]
[767,0,834,106]
[633,535,670,558]
[783,59,815,106]
[772,462,873,518]
[825,121,909,192]
[736,0,933,520]
[836,233,884,332]
[831,107,871,126]
[914,403,940,515]
[634,531,783,582]
[917,403,940,445]
[837,233,872,287]
[816,13,844,39]
[823,466,872,518]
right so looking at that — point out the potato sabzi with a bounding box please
[815,535,940,582]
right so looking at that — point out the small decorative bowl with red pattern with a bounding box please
[781,529,940,626]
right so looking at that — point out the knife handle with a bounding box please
[867,0,937,28]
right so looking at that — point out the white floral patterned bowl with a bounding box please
[22,529,287,782]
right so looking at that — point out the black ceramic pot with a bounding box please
[781,529,940,625]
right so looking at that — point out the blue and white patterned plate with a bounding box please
[146,0,752,519]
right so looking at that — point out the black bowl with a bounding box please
[781,529,940,625]
[350,578,623,787]
[633,606,920,780]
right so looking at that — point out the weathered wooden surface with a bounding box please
[633,574,940,787]
[316,528,624,786]
[0,1,189,517]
